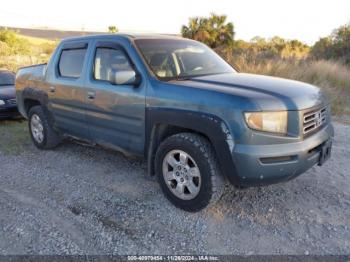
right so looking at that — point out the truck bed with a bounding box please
[16,63,47,83]
[15,63,48,118]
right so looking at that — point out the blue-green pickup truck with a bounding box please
[15,34,334,211]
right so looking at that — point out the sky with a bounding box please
[0,0,349,44]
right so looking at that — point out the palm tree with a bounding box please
[108,26,118,34]
[181,17,210,43]
[207,14,234,48]
[181,13,235,49]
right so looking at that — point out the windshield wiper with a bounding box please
[160,75,194,82]
[174,73,207,81]
[175,76,194,81]
[162,72,229,82]
[174,73,215,81]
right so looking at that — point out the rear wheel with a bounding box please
[155,133,225,212]
[28,105,61,149]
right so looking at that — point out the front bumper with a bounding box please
[233,123,334,187]
[0,106,20,119]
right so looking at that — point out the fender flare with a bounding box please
[21,87,57,128]
[146,107,241,186]
[21,87,49,114]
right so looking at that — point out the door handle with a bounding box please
[87,91,95,100]
[49,86,56,93]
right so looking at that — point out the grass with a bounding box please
[0,33,57,71]
[0,119,30,155]
[16,34,55,45]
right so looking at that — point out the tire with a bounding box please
[28,105,61,149]
[155,132,225,212]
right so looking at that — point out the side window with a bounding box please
[94,47,133,82]
[58,48,87,78]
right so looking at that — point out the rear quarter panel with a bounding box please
[15,64,48,117]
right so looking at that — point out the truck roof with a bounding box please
[61,33,183,42]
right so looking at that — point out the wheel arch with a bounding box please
[146,107,241,186]
[22,87,58,133]
[21,87,49,117]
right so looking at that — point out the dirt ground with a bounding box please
[0,120,349,255]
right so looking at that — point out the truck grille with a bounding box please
[6,98,17,105]
[303,107,327,135]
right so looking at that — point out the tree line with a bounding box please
[180,13,350,64]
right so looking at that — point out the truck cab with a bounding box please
[16,34,334,211]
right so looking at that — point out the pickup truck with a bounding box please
[16,34,334,212]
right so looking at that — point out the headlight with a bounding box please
[244,111,288,134]
[0,100,5,106]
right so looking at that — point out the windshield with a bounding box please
[0,71,15,86]
[135,39,236,81]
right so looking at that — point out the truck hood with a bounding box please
[175,73,328,110]
[0,85,16,100]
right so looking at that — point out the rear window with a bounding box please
[58,48,87,78]
[0,71,15,86]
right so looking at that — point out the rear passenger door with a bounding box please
[84,40,146,155]
[46,41,91,139]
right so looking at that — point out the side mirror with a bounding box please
[110,69,140,86]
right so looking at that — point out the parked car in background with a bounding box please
[15,34,334,212]
[0,70,19,119]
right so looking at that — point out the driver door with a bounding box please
[84,40,146,155]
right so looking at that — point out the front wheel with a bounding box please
[155,133,225,212]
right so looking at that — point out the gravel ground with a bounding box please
[0,120,349,255]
